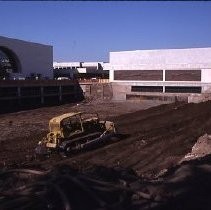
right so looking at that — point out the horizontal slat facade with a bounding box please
[165,70,201,81]
[114,70,163,81]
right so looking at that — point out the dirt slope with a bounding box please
[1,100,211,178]
[61,101,211,176]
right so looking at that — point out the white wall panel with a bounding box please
[0,36,53,78]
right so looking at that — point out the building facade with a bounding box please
[53,61,108,80]
[0,36,53,79]
[107,48,211,100]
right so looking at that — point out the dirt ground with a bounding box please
[1,98,211,210]
[0,99,167,168]
[1,98,211,177]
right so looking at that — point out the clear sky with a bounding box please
[0,1,211,62]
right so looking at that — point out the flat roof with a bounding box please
[110,47,211,54]
[0,35,52,47]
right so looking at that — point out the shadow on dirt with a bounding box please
[63,133,131,157]
[1,154,211,210]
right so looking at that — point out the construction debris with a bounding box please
[1,157,211,210]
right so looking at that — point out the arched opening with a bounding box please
[0,47,21,79]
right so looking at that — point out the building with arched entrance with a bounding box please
[0,36,53,79]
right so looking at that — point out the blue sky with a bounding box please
[0,1,211,62]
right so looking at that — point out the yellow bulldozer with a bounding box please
[35,112,118,156]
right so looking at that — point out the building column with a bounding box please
[163,86,165,93]
[17,87,21,106]
[17,87,21,97]
[59,86,62,102]
[41,87,44,104]
[163,69,165,93]
[109,68,114,82]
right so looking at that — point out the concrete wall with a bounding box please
[111,82,206,103]
[109,48,211,71]
[108,48,211,98]
[0,80,84,113]
[201,69,211,83]
[109,48,211,82]
[0,36,53,78]
[80,83,113,100]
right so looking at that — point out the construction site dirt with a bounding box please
[1,98,211,209]
[0,99,211,173]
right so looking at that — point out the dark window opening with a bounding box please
[0,87,18,97]
[21,87,40,96]
[44,86,59,95]
[165,86,201,93]
[131,86,163,92]
[62,86,74,93]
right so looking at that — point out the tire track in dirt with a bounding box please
[63,101,211,175]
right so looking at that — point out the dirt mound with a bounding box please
[180,133,211,163]
[64,101,211,176]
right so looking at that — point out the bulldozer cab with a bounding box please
[49,112,83,138]
[49,112,102,139]
[62,115,83,138]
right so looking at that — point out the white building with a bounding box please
[0,36,53,79]
[107,48,211,100]
[53,61,108,79]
